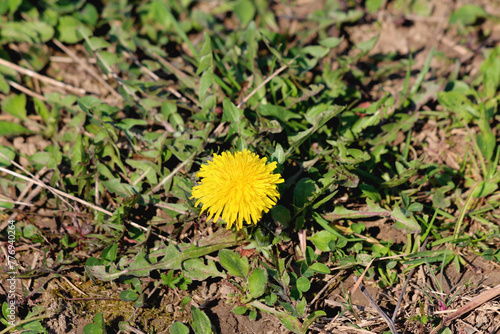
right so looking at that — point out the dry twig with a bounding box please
[0,57,86,95]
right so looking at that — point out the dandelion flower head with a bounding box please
[191,149,284,230]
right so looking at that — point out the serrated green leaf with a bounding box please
[100,244,118,263]
[391,206,421,233]
[86,233,243,281]
[270,144,285,164]
[183,258,225,280]
[101,179,139,197]
[126,249,152,277]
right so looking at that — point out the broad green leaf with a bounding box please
[75,3,98,26]
[219,249,250,278]
[1,93,26,119]
[8,0,22,15]
[296,297,307,316]
[276,312,301,333]
[197,33,213,75]
[319,37,343,49]
[0,21,54,43]
[302,45,329,58]
[479,46,500,98]
[270,205,291,227]
[309,230,337,252]
[34,98,51,126]
[234,0,255,27]
[23,225,42,241]
[57,16,92,44]
[244,22,258,71]
[432,189,451,209]
[117,118,148,130]
[309,263,330,274]
[355,35,379,53]
[476,130,495,161]
[78,96,103,112]
[199,70,213,100]
[471,181,498,198]
[191,306,212,334]
[356,253,372,265]
[126,159,159,185]
[232,306,248,315]
[301,311,327,333]
[2,302,12,321]
[222,98,246,140]
[449,4,487,25]
[0,74,9,94]
[258,104,301,123]
[170,322,190,334]
[296,276,310,292]
[0,146,15,167]
[83,323,103,334]
[366,0,384,13]
[0,201,14,209]
[248,268,267,299]
[30,150,62,168]
[120,290,139,302]
[294,178,316,208]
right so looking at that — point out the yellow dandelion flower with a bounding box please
[191,149,284,230]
